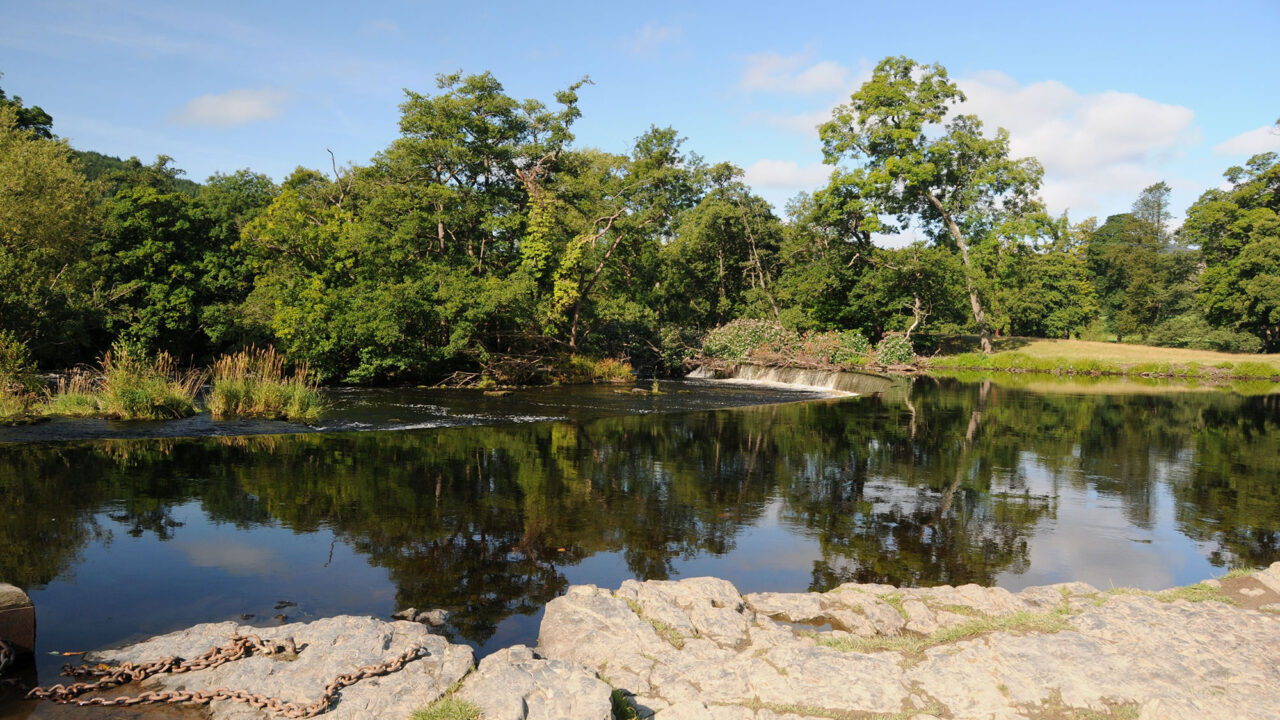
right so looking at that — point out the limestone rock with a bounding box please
[455,644,612,720]
[89,615,474,720]
[539,577,1280,720]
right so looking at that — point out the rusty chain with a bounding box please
[24,633,428,718]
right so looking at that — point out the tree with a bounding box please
[1183,152,1280,351]
[819,57,1048,352]
[0,105,99,363]
[0,75,54,139]
[659,162,782,330]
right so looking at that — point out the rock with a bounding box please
[1254,562,1280,595]
[0,582,35,653]
[416,608,450,626]
[390,607,418,621]
[538,578,1280,720]
[88,615,474,720]
[455,644,612,720]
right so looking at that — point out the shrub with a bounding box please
[875,335,916,365]
[559,355,634,384]
[809,330,871,366]
[1232,361,1280,380]
[0,332,40,422]
[210,347,325,422]
[702,319,801,361]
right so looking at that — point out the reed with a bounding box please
[209,347,324,422]
[45,345,203,420]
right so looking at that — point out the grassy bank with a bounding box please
[925,338,1280,381]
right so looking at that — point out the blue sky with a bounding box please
[4,0,1278,225]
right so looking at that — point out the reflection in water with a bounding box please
[1,378,1279,690]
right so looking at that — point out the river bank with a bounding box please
[5,565,1278,720]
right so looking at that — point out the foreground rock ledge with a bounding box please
[78,563,1280,720]
[538,565,1280,720]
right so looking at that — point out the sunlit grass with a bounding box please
[45,345,203,420]
[209,347,324,422]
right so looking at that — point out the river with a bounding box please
[1,375,1278,715]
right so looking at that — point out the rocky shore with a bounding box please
[28,564,1280,720]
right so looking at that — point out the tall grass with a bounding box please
[45,345,203,420]
[209,347,324,422]
[556,354,634,384]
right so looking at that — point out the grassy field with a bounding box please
[984,337,1280,367]
[931,335,1280,366]
[924,336,1280,380]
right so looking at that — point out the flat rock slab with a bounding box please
[539,564,1280,720]
[456,644,613,720]
[87,616,474,720]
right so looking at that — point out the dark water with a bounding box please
[2,376,1279,713]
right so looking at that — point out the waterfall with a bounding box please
[685,363,895,395]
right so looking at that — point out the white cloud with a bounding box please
[630,23,680,54]
[740,51,850,95]
[171,88,292,128]
[1213,124,1280,156]
[955,71,1199,219]
[743,159,832,191]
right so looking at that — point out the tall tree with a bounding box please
[818,56,1047,352]
[1185,152,1280,351]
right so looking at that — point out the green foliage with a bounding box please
[702,319,800,361]
[0,77,54,139]
[875,335,916,365]
[209,347,324,422]
[0,330,38,393]
[0,332,40,422]
[819,56,1050,351]
[1184,152,1280,351]
[1144,312,1264,353]
[0,105,101,365]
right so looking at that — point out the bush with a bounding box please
[657,326,701,373]
[809,330,871,366]
[558,355,634,384]
[210,347,324,422]
[1232,361,1280,380]
[875,335,916,365]
[0,331,40,422]
[1145,312,1264,353]
[702,319,800,361]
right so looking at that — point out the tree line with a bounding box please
[2,58,1277,384]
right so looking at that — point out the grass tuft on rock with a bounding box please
[209,346,324,422]
[410,696,482,720]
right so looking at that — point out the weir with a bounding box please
[687,363,897,395]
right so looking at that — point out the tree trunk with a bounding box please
[926,195,993,353]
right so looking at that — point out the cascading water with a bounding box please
[686,363,895,395]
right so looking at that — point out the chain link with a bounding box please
[24,633,428,718]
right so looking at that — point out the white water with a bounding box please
[687,364,895,396]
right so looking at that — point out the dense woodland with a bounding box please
[2,58,1278,383]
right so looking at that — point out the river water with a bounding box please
[1,375,1278,714]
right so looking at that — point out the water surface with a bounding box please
[2,376,1279,715]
